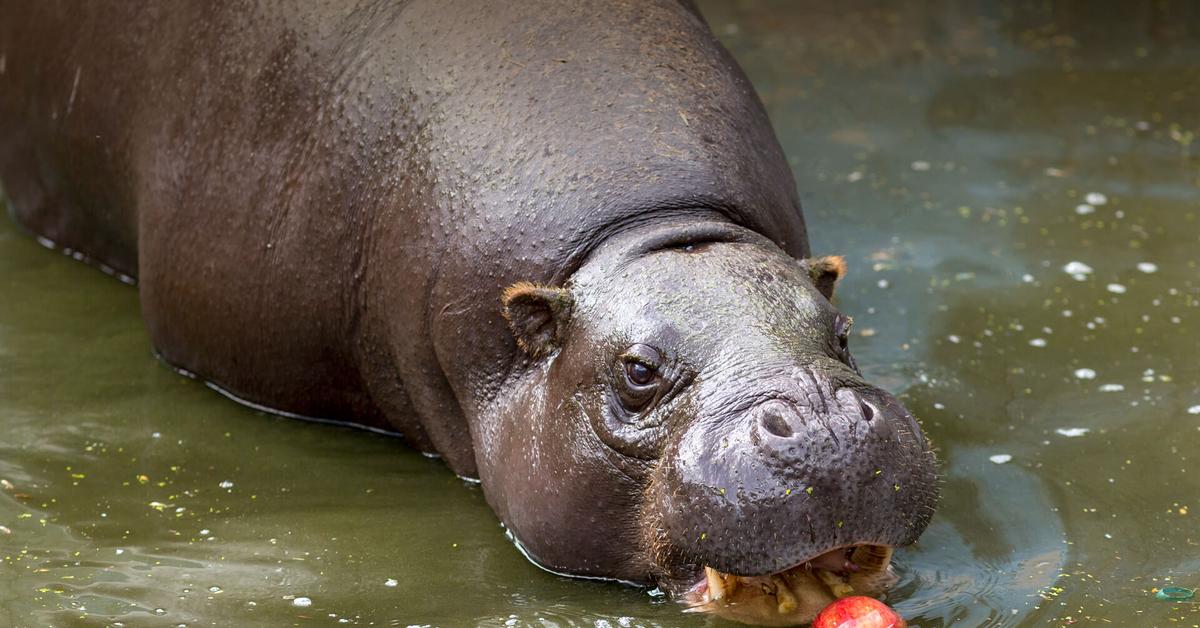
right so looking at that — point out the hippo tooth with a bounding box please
[722,573,739,597]
[850,545,893,572]
[771,575,798,614]
[817,569,855,598]
[705,566,726,602]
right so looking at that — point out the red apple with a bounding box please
[812,596,907,628]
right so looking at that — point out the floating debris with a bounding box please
[1055,428,1090,438]
[1154,587,1194,601]
[292,597,313,608]
[1074,203,1095,215]
[1137,262,1158,274]
[385,578,398,587]
[1063,261,1093,280]
[1084,192,1108,205]
[218,480,234,489]
[1188,405,1200,415]
[911,160,931,171]
[1029,338,1047,347]
[1106,283,1127,294]
[989,454,1013,464]
[1098,384,1125,392]
[1074,368,1097,380]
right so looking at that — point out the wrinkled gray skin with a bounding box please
[0,0,937,598]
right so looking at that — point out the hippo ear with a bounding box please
[805,255,847,300]
[501,282,574,357]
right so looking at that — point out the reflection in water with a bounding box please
[2,1,1199,626]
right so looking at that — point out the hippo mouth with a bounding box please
[684,544,898,626]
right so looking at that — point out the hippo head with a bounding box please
[479,219,937,625]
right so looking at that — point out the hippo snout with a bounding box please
[649,383,938,578]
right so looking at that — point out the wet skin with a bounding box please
[0,0,937,623]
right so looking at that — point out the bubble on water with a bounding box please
[151,432,162,439]
[208,586,222,593]
[384,578,398,587]
[1106,283,1127,294]
[154,608,167,616]
[1098,384,1125,392]
[1188,405,1200,415]
[199,529,210,536]
[947,334,961,344]
[1137,262,1158,274]
[1055,427,1090,438]
[1063,261,1093,280]
[1074,368,1097,380]
[115,549,125,555]
[1085,192,1108,205]
[989,454,1013,464]
[1075,203,1095,215]
[877,278,889,289]
[1029,338,1047,347]
[1022,273,1035,283]
[292,597,312,607]
[218,480,234,489]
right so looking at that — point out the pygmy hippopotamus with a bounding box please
[0,0,938,623]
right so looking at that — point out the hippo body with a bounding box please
[0,1,936,623]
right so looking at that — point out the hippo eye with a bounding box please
[626,360,655,386]
[615,344,664,412]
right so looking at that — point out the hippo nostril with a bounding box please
[860,399,875,421]
[760,409,794,438]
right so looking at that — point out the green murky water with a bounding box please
[3,2,1199,626]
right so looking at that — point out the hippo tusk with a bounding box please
[851,544,893,572]
[705,566,726,601]
[817,568,855,598]
[723,572,739,597]
[772,575,799,614]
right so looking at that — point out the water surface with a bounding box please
[2,2,1199,626]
